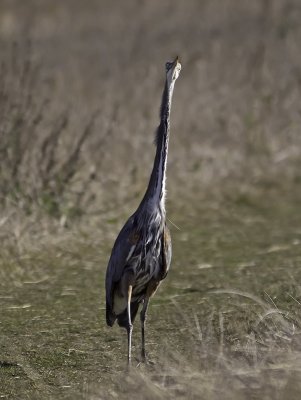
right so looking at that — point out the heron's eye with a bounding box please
[165,62,172,71]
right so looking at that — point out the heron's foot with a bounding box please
[140,351,155,365]
[137,359,155,369]
[125,358,132,373]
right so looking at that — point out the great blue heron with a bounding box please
[105,56,181,365]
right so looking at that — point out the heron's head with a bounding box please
[165,56,181,86]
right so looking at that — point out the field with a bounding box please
[1,1,301,399]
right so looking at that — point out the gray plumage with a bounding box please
[105,57,181,364]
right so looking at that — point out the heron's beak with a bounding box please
[174,56,180,65]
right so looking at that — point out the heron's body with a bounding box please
[106,205,171,327]
[105,57,181,364]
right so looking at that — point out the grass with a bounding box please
[1,191,301,399]
[1,0,301,398]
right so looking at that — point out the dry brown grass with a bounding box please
[0,0,301,230]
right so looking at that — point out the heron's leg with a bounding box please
[140,297,150,361]
[127,285,133,365]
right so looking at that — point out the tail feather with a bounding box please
[106,304,117,327]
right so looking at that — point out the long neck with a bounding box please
[140,78,176,211]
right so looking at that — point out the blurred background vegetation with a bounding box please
[1,0,301,234]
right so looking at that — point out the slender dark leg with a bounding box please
[140,297,150,362]
[127,285,133,366]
